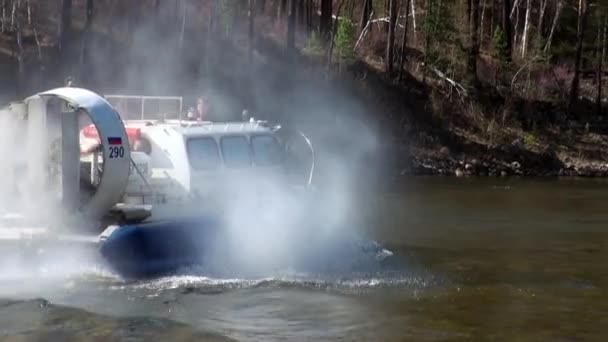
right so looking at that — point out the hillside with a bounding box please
[2,0,608,180]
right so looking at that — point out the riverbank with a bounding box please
[402,129,608,178]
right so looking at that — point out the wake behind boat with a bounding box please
[0,87,392,279]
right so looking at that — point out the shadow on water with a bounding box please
[0,298,236,341]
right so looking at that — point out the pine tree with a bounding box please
[334,17,355,67]
[493,26,510,66]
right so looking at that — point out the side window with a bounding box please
[251,135,282,166]
[221,136,252,168]
[132,138,152,155]
[187,138,220,170]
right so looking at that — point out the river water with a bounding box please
[1,176,607,341]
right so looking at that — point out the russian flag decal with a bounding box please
[107,137,122,145]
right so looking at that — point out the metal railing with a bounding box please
[104,95,183,121]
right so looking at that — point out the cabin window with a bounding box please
[187,138,220,170]
[220,136,252,168]
[251,135,282,166]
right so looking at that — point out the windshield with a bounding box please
[187,137,220,170]
[220,136,252,168]
[251,134,282,166]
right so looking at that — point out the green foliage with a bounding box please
[523,132,536,148]
[423,0,454,70]
[334,17,356,66]
[492,26,510,65]
[304,30,325,58]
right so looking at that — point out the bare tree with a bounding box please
[15,0,24,96]
[480,0,486,45]
[287,0,297,49]
[248,0,255,63]
[386,0,398,76]
[320,0,332,42]
[544,0,563,53]
[297,0,305,26]
[359,0,373,32]
[410,0,417,44]
[467,0,481,89]
[1,0,9,33]
[536,0,548,49]
[58,0,72,52]
[80,0,94,82]
[597,15,606,116]
[398,0,411,83]
[26,0,43,68]
[178,0,186,50]
[520,0,531,58]
[502,0,513,59]
[203,1,215,75]
[568,0,589,116]
[326,0,346,74]
[257,0,265,12]
[279,0,287,18]
[305,0,313,31]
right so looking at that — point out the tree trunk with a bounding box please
[326,0,345,75]
[203,1,215,75]
[489,0,493,42]
[80,0,94,83]
[178,0,186,50]
[386,0,398,76]
[480,0,486,45]
[411,0,417,44]
[399,0,411,83]
[513,4,519,51]
[287,0,296,49]
[279,0,287,18]
[544,0,562,53]
[520,0,530,58]
[598,15,606,117]
[19,0,39,66]
[257,0,265,13]
[536,0,547,49]
[501,0,512,60]
[359,0,372,33]
[1,0,7,33]
[568,0,589,117]
[384,0,390,33]
[423,0,431,84]
[305,0,313,32]
[15,1,24,97]
[466,0,471,32]
[248,0,255,63]
[297,0,305,26]
[469,0,480,89]
[320,0,332,42]
[58,0,72,52]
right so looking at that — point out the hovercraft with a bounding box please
[0,88,392,279]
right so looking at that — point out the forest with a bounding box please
[1,0,608,178]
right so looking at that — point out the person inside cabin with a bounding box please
[186,107,197,121]
[196,96,210,121]
[65,76,74,87]
[133,137,152,155]
[77,109,101,156]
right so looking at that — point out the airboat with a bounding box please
[0,87,392,279]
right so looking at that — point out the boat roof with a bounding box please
[128,119,277,137]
